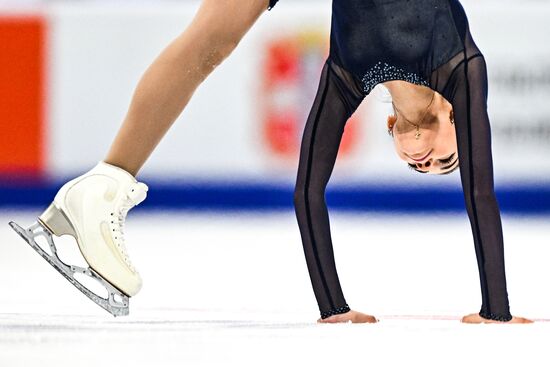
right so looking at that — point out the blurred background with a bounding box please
[0,0,549,213]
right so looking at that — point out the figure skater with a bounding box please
[293,0,532,324]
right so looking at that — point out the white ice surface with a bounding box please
[0,210,549,366]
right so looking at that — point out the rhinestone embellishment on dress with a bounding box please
[362,62,429,94]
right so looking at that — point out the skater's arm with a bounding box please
[294,60,374,323]
[449,53,527,323]
[106,0,271,176]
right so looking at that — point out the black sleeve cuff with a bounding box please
[479,309,513,322]
[268,0,279,10]
[320,305,351,319]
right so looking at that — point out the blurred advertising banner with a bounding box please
[260,29,363,169]
[0,1,548,212]
[0,14,46,179]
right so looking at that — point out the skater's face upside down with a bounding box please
[388,91,458,175]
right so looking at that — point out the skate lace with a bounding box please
[111,183,148,270]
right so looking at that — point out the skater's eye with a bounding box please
[439,153,459,172]
[439,161,460,175]
[438,153,455,165]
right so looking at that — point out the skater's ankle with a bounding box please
[101,160,139,178]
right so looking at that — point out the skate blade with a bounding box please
[8,220,130,317]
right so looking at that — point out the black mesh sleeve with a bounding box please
[294,60,365,319]
[445,52,512,322]
[439,1,513,321]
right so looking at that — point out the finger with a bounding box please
[349,314,377,324]
[514,317,534,324]
[461,315,481,324]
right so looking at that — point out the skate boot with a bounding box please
[9,162,148,316]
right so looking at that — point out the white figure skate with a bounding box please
[9,162,148,316]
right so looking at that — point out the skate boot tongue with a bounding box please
[127,182,148,206]
[113,182,148,271]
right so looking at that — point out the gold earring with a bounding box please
[387,116,396,137]
[450,110,455,125]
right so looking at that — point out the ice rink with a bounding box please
[0,210,548,366]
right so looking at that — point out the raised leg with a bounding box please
[105,0,270,175]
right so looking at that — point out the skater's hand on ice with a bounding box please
[318,310,378,324]
[461,313,533,324]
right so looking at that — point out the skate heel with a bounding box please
[38,203,77,238]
